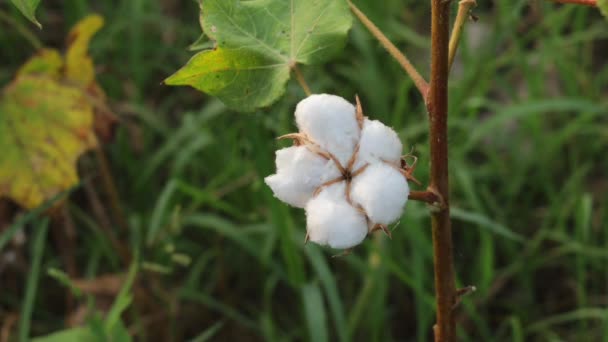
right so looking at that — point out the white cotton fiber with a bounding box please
[295,94,360,166]
[355,119,402,169]
[305,183,368,249]
[274,146,300,171]
[350,163,409,225]
[265,146,337,208]
[266,94,413,251]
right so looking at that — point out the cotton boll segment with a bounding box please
[305,182,369,249]
[265,174,308,208]
[274,146,300,171]
[350,163,409,225]
[295,94,360,166]
[355,119,402,169]
[265,146,333,208]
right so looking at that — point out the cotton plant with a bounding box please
[265,94,417,250]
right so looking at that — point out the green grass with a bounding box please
[1,0,607,341]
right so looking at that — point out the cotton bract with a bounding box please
[265,94,411,250]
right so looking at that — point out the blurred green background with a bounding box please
[1,0,607,341]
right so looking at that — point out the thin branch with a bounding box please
[83,180,131,265]
[448,0,477,72]
[428,0,457,340]
[94,147,130,233]
[348,0,430,99]
[548,0,597,6]
[408,190,441,204]
[293,65,312,96]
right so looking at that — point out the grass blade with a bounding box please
[302,283,328,342]
[18,218,49,342]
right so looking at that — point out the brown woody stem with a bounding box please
[429,0,457,340]
[408,190,441,204]
[448,0,477,72]
[549,0,596,6]
[348,0,430,99]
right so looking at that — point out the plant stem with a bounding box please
[549,0,597,6]
[83,180,132,265]
[428,0,456,340]
[408,190,441,204]
[348,0,429,99]
[293,65,312,96]
[94,147,130,233]
[448,0,477,72]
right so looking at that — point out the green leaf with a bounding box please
[599,0,608,19]
[19,219,49,342]
[166,0,352,111]
[32,328,96,342]
[302,283,328,342]
[188,33,214,51]
[34,258,137,342]
[10,0,42,28]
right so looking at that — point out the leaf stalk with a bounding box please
[348,0,429,100]
[549,0,597,6]
[293,65,312,96]
[448,0,477,72]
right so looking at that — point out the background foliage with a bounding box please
[0,0,607,341]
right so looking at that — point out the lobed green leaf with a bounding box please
[166,0,352,111]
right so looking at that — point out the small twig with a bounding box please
[455,285,477,297]
[348,0,430,99]
[0,312,18,342]
[452,285,477,309]
[408,190,441,204]
[48,206,77,311]
[548,0,597,6]
[448,0,477,72]
[94,147,129,233]
[213,171,257,198]
[83,181,131,265]
[293,65,312,96]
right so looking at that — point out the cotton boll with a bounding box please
[265,173,309,208]
[319,157,342,183]
[350,163,409,225]
[274,146,325,173]
[354,119,402,169]
[295,94,360,166]
[265,146,337,208]
[275,146,299,171]
[305,183,368,249]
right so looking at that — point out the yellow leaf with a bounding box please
[0,15,107,209]
[0,76,97,209]
[65,14,104,87]
[17,49,63,78]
